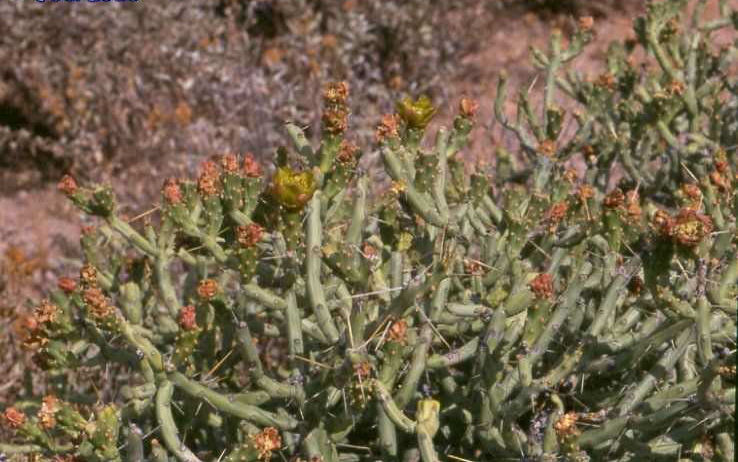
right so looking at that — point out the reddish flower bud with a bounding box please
[242,154,262,178]
[221,153,239,173]
[58,175,78,195]
[35,300,60,325]
[236,223,264,248]
[178,305,198,331]
[578,16,594,32]
[3,407,26,429]
[529,273,554,299]
[57,277,77,294]
[459,98,479,119]
[162,178,183,205]
[197,279,218,299]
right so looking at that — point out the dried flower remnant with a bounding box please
[375,114,400,143]
[236,223,264,248]
[670,209,713,247]
[35,300,60,325]
[178,305,198,331]
[544,201,568,230]
[387,318,408,344]
[555,412,580,437]
[197,279,218,299]
[323,81,349,105]
[84,287,114,319]
[336,140,359,164]
[595,73,616,90]
[250,427,282,461]
[58,174,78,195]
[666,79,686,96]
[38,395,60,429]
[529,273,554,299]
[624,190,641,221]
[80,263,98,287]
[603,188,625,209]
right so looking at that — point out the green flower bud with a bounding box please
[396,95,437,130]
[271,167,316,210]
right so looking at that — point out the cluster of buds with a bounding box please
[594,72,616,91]
[652,208,714,247]
[236,223,264,248]
[197,278,219,299]
[197,160,220,196]
[679,183,702,209]
[375,114,400,143]
[322,81,350,134]
[529,273,554,300]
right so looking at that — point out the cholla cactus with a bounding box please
[1,2,736,461]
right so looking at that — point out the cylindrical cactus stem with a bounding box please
[107,214,159,258]
[285,122,315,160]
[696,295,714,367]
[416,399,441,462]
[381,145,447,228]
[394,324,432,409]
[427,336,479,369]
[715,432,734,462]
[285,290,304,362]
[236,321,305,403]
[126,424,144,462]
[168,372,298,429]
[615,327,693,416]
[155,380,203,462]
[373,379,416,434]
[431,127,450,222]
[155,253,181,318]
[305,193,340,344]
[587,256,641,337]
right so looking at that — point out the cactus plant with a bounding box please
[1,2,736,461]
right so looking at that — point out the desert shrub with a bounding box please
[1,1,736,461]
